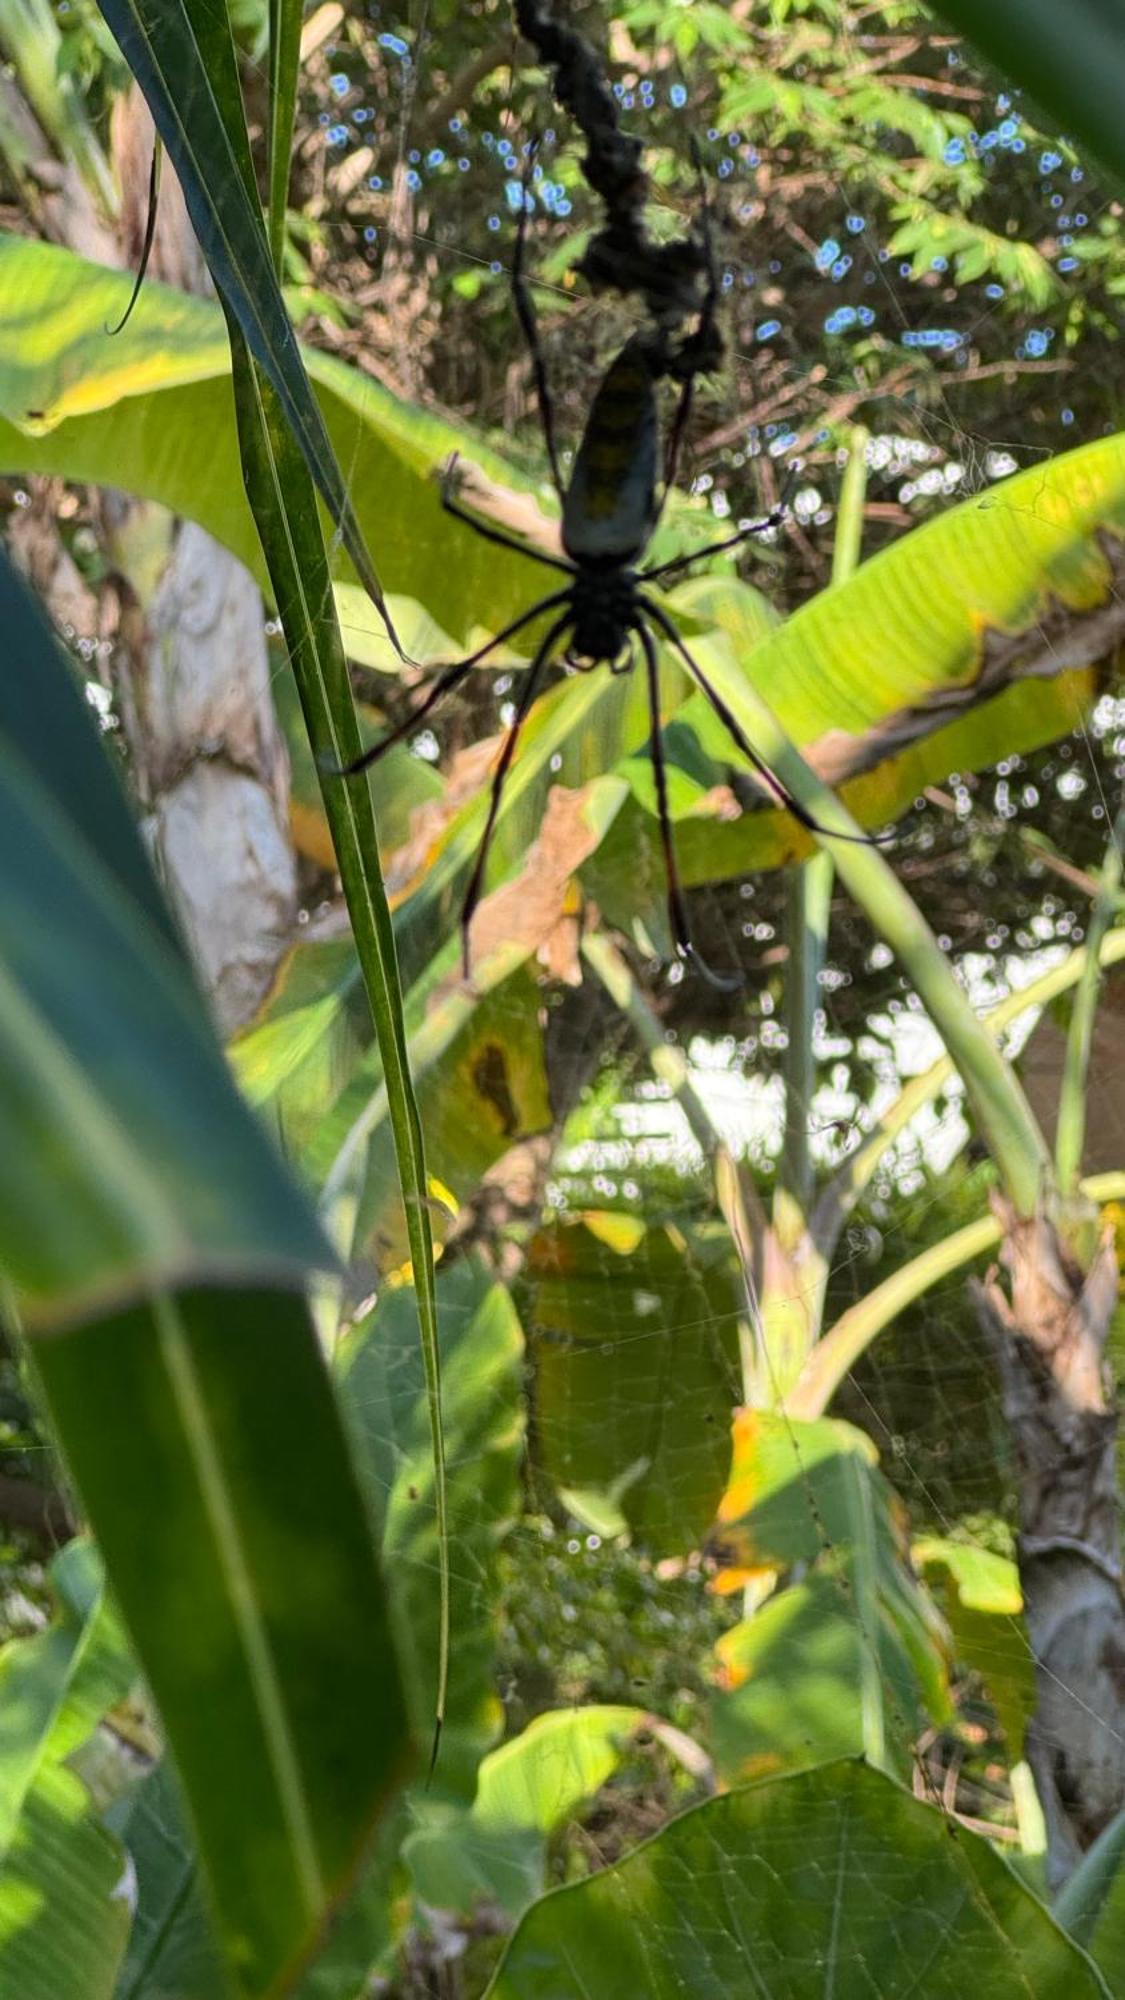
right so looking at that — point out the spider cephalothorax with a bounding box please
[337,172,876,987]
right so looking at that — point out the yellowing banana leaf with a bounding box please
[708,1413,951,1783]
[0,231,553,651]
[593,434,1125,925]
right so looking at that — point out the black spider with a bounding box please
[337,180,877,988]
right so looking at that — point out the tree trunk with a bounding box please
[109,506,296,1035]
[6,78,298,1034]
[105,89,297,1032]
[972,1199,1125,1888]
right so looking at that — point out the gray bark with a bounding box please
[973,1200,1125,1888]
[6,81,299,1034]
[104,91,297,1032]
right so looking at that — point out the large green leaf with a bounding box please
[405,1706,651,1920]
[0,1541,135,2000]
[341,1259,525,1801]
[0,232,542,649]
[0,550,409,1994]
[0,545,326,1313]
[39,1287,408,1999]
[486,1761,1108,1999]
[591,436,1125,923]
[709,1414,951,1780]
[928,0,1125,196]
[524,1213,741,1555]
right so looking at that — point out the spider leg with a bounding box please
[644,469,798,583]
[636,620,744,993]
[511,142,566,505]
[653,143,721,527]
[640,595,892,849]
[460,610,573,979]
[330,589,571,777]
[441,456,573,574]
[641,507,786,584]
[655,376,698,530]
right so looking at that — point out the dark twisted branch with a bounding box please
[511,0,719,372]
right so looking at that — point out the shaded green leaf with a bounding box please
[486,1761,1107,1999]
[525,1214,741,1555]
[914,1538,1034,1761]
[37,1285,410,1998]
[341,1260,524,1801]
[111,1759,231,2000]
[406,1706,649,1919]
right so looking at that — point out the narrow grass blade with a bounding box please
[1055,806,1125,1193]
[266,0,302,275]
[225,324,449,1768]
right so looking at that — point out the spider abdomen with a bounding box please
[569,567,638,665]
[561,334,660,566]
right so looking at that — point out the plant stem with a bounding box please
[1055,803,1125,1194]
[790,1169,1125,1418]
[810,926,1125,1257]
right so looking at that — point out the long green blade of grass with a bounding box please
[266,0,302,275]
[226,325,448,1770]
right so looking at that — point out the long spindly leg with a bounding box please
[645,467,797,584]
[511,148,566,504]
[440,457,572,574]
[653,144,721,525]
[640,595,891,849]
[655,375,699,531]
[641,505,787,585]
[460,610,573,979]
[330,588,571,777]
[636,620,743,993]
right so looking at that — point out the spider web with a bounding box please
[275,5,1125,1988]
[18,4,1119,1993]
